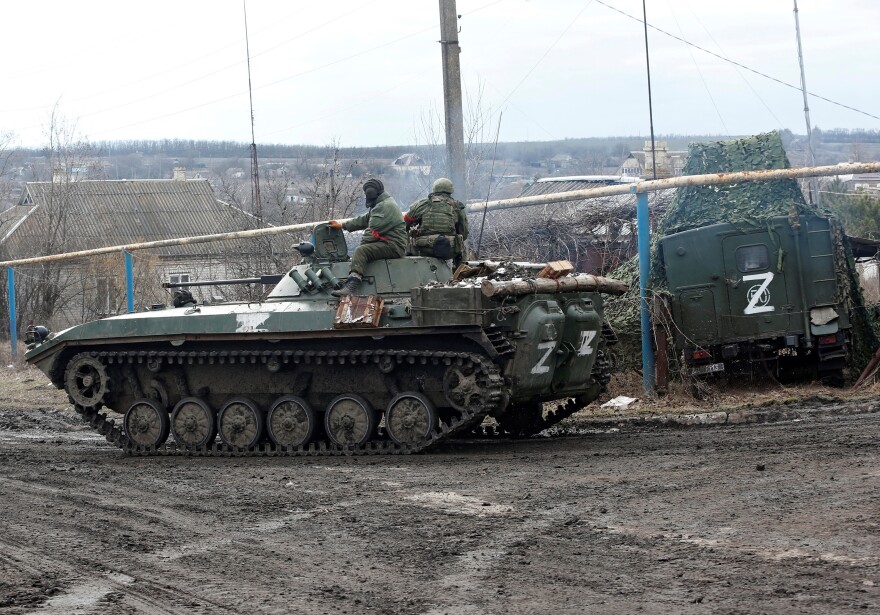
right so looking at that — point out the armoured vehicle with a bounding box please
[659,212,850,383]
[25,224,623,457]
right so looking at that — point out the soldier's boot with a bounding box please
[331,273,362,297]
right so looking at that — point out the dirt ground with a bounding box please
[0,365,878,614]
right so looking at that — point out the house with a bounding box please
[390,153,430,176]
[617,141,687,179]
[836,171,880,194]
[549,154,576,173]
[1,177,288,331]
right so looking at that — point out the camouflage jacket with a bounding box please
[342,192,407,252]
[405,193,469,239]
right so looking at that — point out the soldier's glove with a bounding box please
[329,220,343,229]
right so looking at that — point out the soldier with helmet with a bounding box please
[404,177,469,266]
[330,178,406,297]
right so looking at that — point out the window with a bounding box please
[95,276,118,316]
[735,244,770,272]
[169,272,191,290]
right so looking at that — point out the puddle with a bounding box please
[405,492,513,516]
[33,572,134,614]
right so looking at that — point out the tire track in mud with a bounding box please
[0,476,241,614]
[1,407,878,614]
[0,535,213,614]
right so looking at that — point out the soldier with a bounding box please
[330,178,406,297]
[405,177,469,266]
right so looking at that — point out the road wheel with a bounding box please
[325,394,376,447]
[267,396,316,448]
[171,397,216,448]
[218,398,265,449]
[384,392,437,446]
[124,399,170,448]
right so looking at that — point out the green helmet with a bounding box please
[432,177,454,194]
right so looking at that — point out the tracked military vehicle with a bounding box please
[25,224,625,457]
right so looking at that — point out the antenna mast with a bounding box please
[243,0,262,222]
[793,0,817,203]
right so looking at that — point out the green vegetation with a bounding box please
[821,178,880,240]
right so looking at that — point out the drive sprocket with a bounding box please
[64,353,110,409]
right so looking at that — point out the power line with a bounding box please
[492,0,593,127]
[594,0,880,122]
[665,0,729,136]
[90,0,507,140]
[0,0,380,117]
[86,23,437,138]
[680,0,787,128]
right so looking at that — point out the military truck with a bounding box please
[24,223,625,456]
[659,212,850,383]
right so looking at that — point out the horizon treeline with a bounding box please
[13,127,880,162]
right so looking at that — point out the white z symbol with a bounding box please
[743,272,774,315]
[578,331,597,356]
[531,341,556,374]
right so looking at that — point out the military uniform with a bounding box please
[405,178,469,263]
[343,191,406,275]
[330,178,406,297]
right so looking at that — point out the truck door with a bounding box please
[722,236,791,338]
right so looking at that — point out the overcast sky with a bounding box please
[1,0,877,148]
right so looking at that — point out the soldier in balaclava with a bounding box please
[330,178,406,296]
[405,177,469,267]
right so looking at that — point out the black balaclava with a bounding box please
[363,178,384,207]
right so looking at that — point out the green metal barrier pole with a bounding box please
[7,267,17,359]
[636,190,655,394]
[124,250,135,313]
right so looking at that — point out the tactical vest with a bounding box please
[417,194,458,236]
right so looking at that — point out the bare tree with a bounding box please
[0,130,16,209]
[413,78,505,200]
[11,108,96,331]
[296,140,363,223]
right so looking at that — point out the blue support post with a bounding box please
[124,250,135,313]
[636,190,655,395]
[7,267,17,360]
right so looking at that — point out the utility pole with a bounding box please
[439,0,467,202]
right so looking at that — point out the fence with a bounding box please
[4,162,880,393]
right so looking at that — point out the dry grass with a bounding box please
[0,364,69,411]
[581,369,880,418]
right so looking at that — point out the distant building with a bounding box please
[171,165,210,181]
[549,154,576,173]
[617,141,687,179]
[836,171,880,195]
[390,153,430,176]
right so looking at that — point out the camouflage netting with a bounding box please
[658,132,812,234]
[604,131,880,378]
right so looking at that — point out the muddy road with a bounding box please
[0,403,878,614]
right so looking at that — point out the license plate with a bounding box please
[692,362,725,375]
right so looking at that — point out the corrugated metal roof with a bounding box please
[536,176,639,184]
[516,177,639,214]
[1,179,271,259]
[0,206,35,244]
